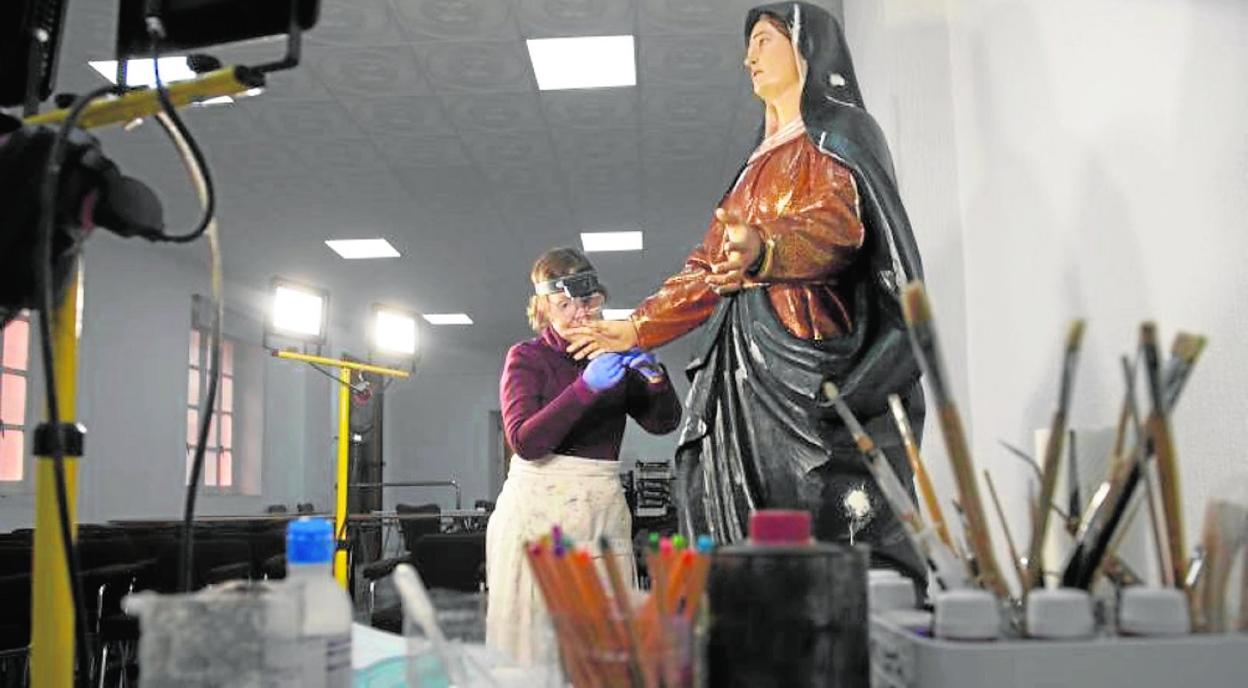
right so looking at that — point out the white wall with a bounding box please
[848,0,1248,585]
[844,0,975,536]
[0,234,326,529]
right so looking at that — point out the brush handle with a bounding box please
[936,405,1008,597]
[1142,324,1188,591]
[889,395,954,549]
[1026,408,1069,590]
[827,384,969,590]
[984,470,1025,594]
[901,282,1007,598]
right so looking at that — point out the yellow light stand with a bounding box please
[23,67,263,686]
[275,351,409,588]
[29,269,81,688]
[23,66,262,130]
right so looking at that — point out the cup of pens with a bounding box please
[525,528,713,688]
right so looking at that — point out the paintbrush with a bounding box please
[1066,429,1081,536]
[889,394,955,550]
[1061,337,1206,590]
[1060,353,1151,589]
[1141,323,1187,591]
[824,382,970,590]
[984,469,1025,594]
[901,281,1008,598]
[1024,320,1086,591]
[1000,440,1044,484]
[1162,333,1207,410]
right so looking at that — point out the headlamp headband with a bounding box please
[534,270,602,299]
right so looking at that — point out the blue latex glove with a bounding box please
[581,352,627,392]
[621,349,665,381]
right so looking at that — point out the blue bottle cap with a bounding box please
[287,517,335,565]
[696,534,715,553]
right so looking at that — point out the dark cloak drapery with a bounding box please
[674,2,929,582]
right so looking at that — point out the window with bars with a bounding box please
[187,329,235,489]
[1,315,31,482]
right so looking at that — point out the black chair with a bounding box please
[369,533,487,634]
[414,533,486,592]
[0,573,31,687]
[360,503,441,614]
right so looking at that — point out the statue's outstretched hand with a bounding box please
[565,320,639,361]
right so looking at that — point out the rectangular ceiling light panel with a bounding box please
[325,239,401,260]
[526,35,636,91]
[580,231,643,252]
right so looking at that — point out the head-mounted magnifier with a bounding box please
[534,271,602,299]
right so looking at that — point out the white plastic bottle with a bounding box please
[286,517,353,687]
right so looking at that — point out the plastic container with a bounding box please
[125,581,302,686]
[870,569,917,613]
[933,590,1000,641]
[286,517,353,687]
[707,510,870,687]
[872,613,1248,688]
[1026,588,1094,639]
[1119,587,1191,637]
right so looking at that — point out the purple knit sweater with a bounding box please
[500,327,682,461]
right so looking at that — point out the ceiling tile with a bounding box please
[639,35,744,87]
[541,90,639,129]
[642,85,739,129]
[289,138,386,176]
[501,193,574,224]
[244,99,362,139]
[313,46,430,97]
[515,0,637,38]
[440,92,548,132]
[209,142,305,179]
[416,42,534,93]
[177,102,270,141]
[462,133,557,167]
[642,126,731,161]
[344,96,455,136]
[484,165,566,196]
[305,0,409,46]
[393,0,518,42]
[639,0,758,35]
[566,161,641,193]
[379,135,473,167]
[554,130,641,168]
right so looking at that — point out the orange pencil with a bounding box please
[526,543,597,687]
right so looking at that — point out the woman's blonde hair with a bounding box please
[526,247,601,331]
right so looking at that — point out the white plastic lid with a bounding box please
[1119,586,1191,637]
[1026,588,1094,639]
[870,576,916,613]
[934,590,1000,641]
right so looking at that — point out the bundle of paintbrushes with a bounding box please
[889,280,1248,640]
[525,528,713,688]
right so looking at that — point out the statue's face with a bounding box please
[744,18,799,102]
